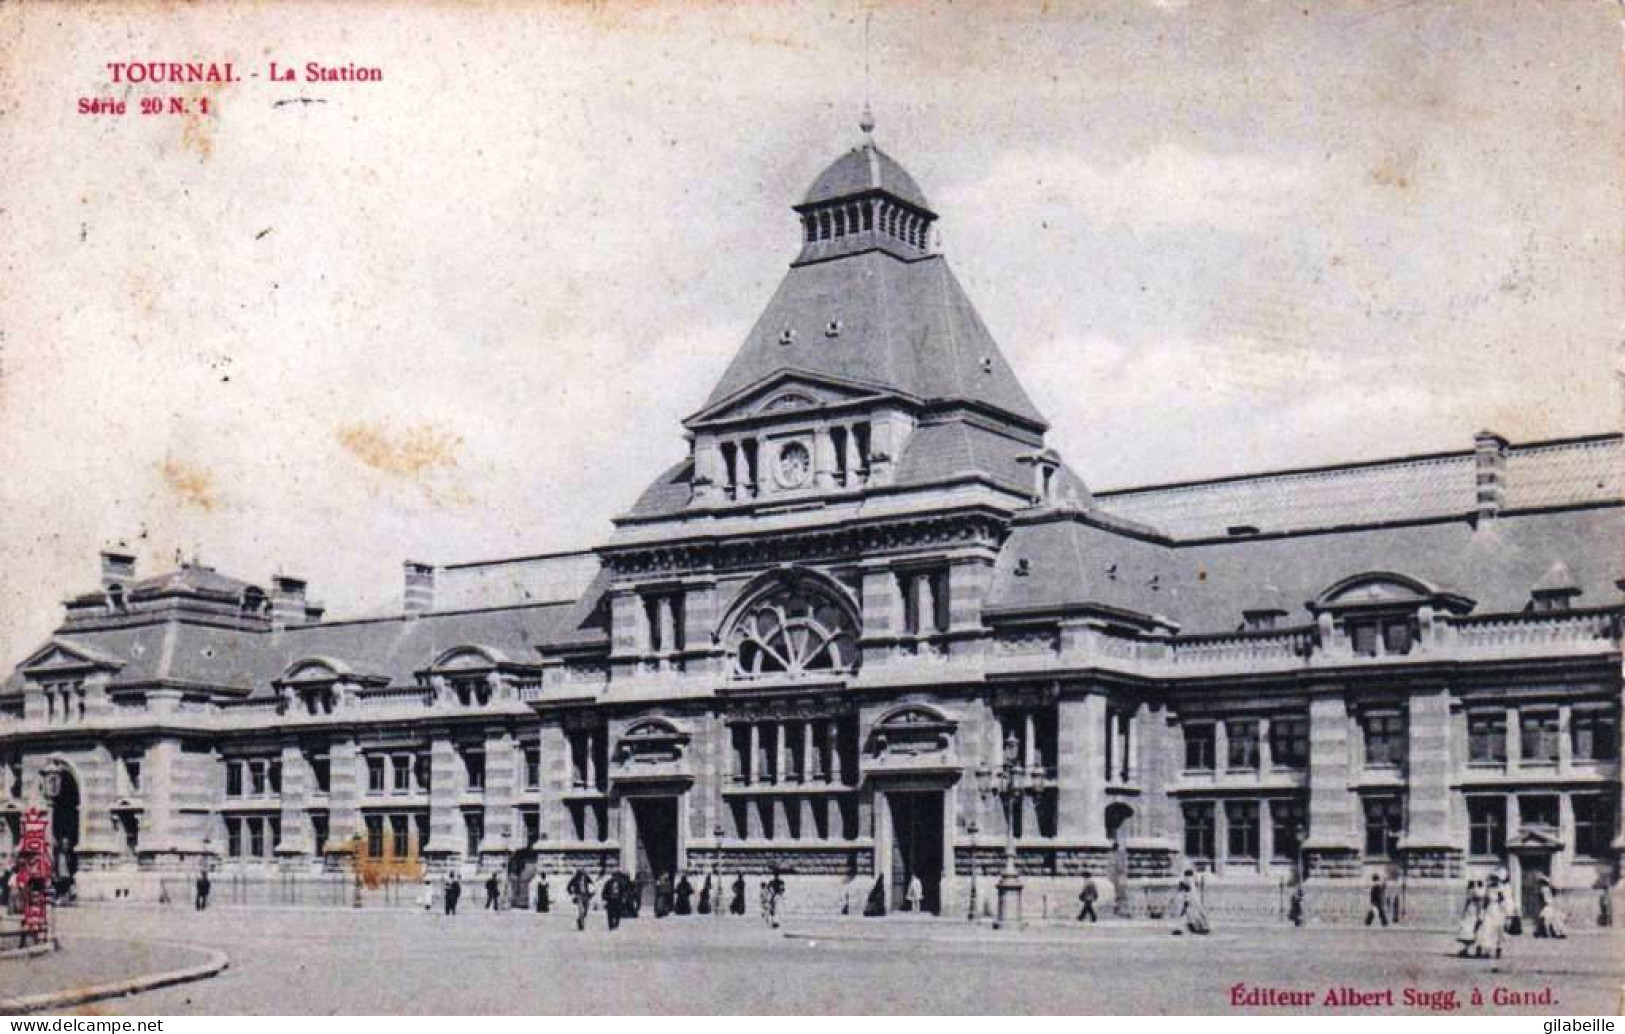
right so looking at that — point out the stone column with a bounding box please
[802,721,814,782]
[1056,692,1108,847]
[859,562,905,659]
[328,736,362,853]
[813,428,835,489]
[1558,703,1573,776]
[276,741,309,857]
[746,723,758,784]
[1304,691,1359,876]
[1402,685,1458,878]
[427,736,460,861]
[538,721,571,844]
[140,737,181,857]
[829,718,843,783]
[481,730,518,858]
[845,429,864,486]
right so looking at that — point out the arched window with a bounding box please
[727,580,859,679]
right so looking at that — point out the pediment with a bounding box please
[20,638,126,675]
[684,370,900,427]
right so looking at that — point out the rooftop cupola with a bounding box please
[792,111,937,266]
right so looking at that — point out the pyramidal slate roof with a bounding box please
[696,250,1047,429]
[801,141,934,213]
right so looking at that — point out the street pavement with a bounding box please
[35,904,1625,1015]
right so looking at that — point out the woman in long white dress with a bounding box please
[1455,880,1481,957]
[1476,884,1508,959]
[1537,876,1568,939]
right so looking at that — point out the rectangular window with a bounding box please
[463,811,484,856]
[572,732,593,788]
[1382,621,1413,655]
[1572,709,1617,762]
[462,748,486,791]
[1519,711,1560,764]
[311,813,330,856]
[414,813,431,854]
[524,747,541,791]
[1225,801,1259,860]
[1268,718,1309,769]
[121,754,143,793]
[1519,794,1559,830]
[249,816,267,858]
[249,760,268,796]
[1182,802,1215,860]
[1226,720,1260,772]
[1363,713,1407,768]
[366,755,386,794]
[226,816,243,858]
[1351,622,1380,657]
[226,760,244,797]
[268,761,282,794]
[392,754,412,793]
[1184,723,1215,772]
[1270,798,1307,861]
[1467,796,1506,858]
[900,569,949,636]
[1362,795,1403,858]
[366,815,385,858]
[311,753,331,794]
[1573,794,1613,858]
[389,814,410,858]
[522,809,540,847]
[1468,712,1507,764]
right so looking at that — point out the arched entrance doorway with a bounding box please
[508,849,537,910]
[44,763,81,896]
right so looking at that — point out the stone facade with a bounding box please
[2,129,1621,924]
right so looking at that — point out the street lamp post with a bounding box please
[976,730,1040,929]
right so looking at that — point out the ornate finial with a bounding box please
[859,102,875,138]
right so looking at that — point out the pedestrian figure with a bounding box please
[1288,884,1305,927]
[697,874,713,915]
[760,870,786,929]
[567,868,594,931]
[675,872,694,915]
[1536,876,1567,939]
[0,865,12,910]
[1475,879,1508,960]
[654,871,674,918]
[905,873,924,913]
[729,873,747,915]
[1455,880,1483,956]
[863,875,886,917]
[484,871,502,910]
[1600,886,1613,928]
[445,873,462,915]
[603,870,628,931]
[1170,869,1209,935]
[1365,874,1389,927]
[194,869,211,911]
[1077,875,1099,923]
[625,873,645,918]
[535,873,551,913]
[418,875,434,912]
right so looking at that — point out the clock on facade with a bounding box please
[775,441,812,488]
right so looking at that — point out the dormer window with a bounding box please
[1242,609,1284,632]
[106,584,126,613]
[1528,562,1579,612]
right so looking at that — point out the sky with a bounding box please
[0,0,1619,659]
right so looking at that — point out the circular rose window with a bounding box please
[776,441,812,488]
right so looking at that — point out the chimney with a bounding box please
[1473,430,1508,524]
[100,550,136,589]
[404,561,435,616]
[271,575,309,629]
